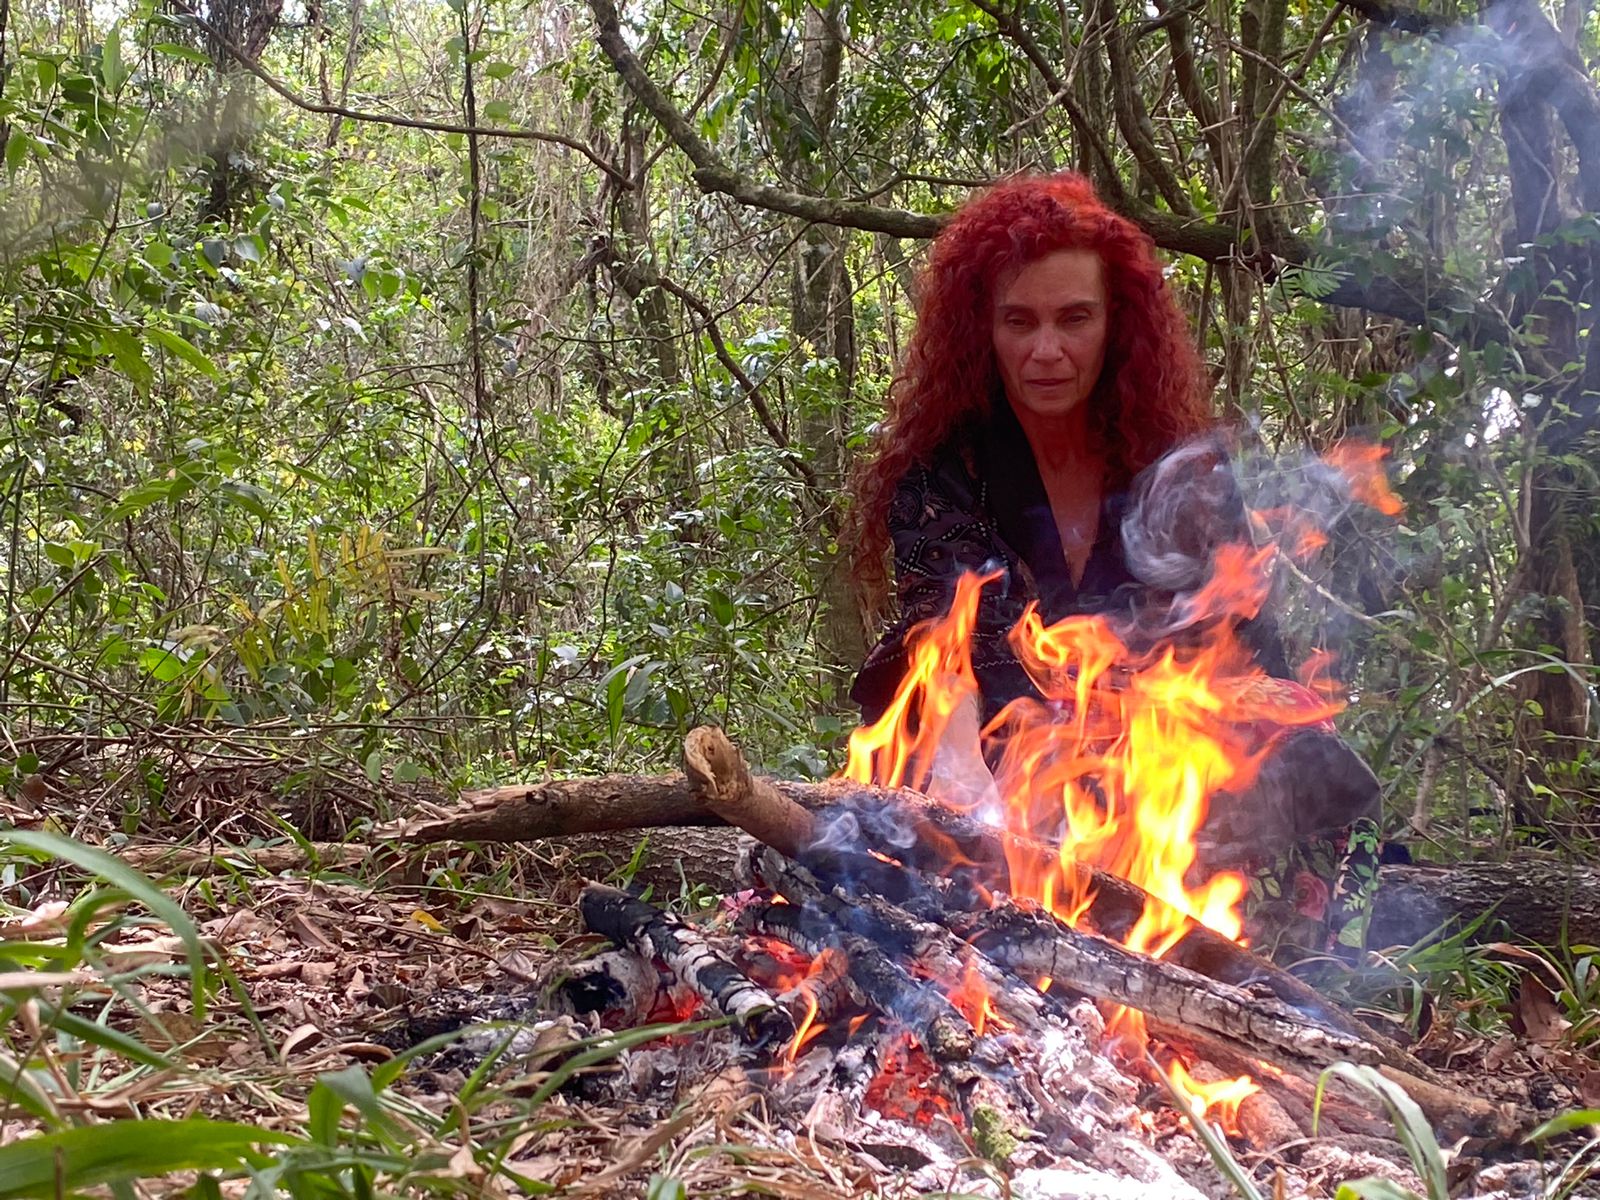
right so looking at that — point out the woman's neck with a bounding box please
[1006,395,1097,477]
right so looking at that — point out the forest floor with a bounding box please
[2,761,1598,1199]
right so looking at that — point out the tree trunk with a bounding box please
[783,0,868,684]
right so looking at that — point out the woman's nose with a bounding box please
[1032,330,1067,361]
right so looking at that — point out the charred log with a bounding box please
[739,899,976,1062]
[579,883,794,1048]
[545,949,669,1027]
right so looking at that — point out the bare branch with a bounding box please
[173,7,632,188]
[586,0,939,237]
[1102,0,1196,214]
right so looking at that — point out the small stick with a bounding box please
[578,882,794,1048]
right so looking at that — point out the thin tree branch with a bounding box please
[171,7,631,188]
[586,0,941,237]
[1103,1,1196,215]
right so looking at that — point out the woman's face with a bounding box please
[991,249,1109,425]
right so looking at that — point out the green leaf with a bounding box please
[0,1119,300,1199]
[483,61,514,80]
[147,329,219,378]
[5,132,31,173]
[101,26,128,92]
[1527,1109,1600,1140]
[105,328,152,392]
[481,99,512,121]
[219,480,276,520]
[153,42,214,65]
[139,645,187,683]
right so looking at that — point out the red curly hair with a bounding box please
[851,172,1212,616]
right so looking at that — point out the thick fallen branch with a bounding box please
[1368,859,1600,950]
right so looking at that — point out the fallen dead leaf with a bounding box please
[1579,1068,1600,1107]
[1511,974,1572,1046]
[289,913,341,951]
[1483,1036,1518,1071]
[335,1041,395,1062]
[280,1023,323,1058]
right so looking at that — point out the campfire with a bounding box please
[467,441,1536,1193]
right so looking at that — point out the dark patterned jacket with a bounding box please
[850,400,1293,725]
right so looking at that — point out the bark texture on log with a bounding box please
[1368,860,1600,950]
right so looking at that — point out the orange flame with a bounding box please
[782,947,846,1062]
[1323,441,1404,517]
[1167,1059,1257,1136]
[947,956,1013,1037]
[839,440,1400,1089]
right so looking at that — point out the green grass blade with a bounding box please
[1319,1064,1447,1200]
[1,831,210,1015]
[1335,1180,1425,1200]
[0,1119,301,1199]
[0,1052,61,1127]
[1527,1109,1600,1140]
[32,1002,176,1070]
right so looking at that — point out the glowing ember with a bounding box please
[1166,1059,1258,1135]
[862,1032,964,1128]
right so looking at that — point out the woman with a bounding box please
[848,172,1383,953]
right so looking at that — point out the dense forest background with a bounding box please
[4,0,1599,853]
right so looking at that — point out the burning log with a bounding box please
[772,945,853,1029]
[1178,1057,1305,1150]
[738,899,976,1062]
[578,883,794,1048]
[957,901,1524,1140]
[743,843,1065,1033]
[683,726,1367,1042]
[739,840,1509,1138]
